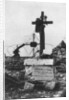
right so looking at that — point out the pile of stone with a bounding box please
[52,40,66,62]
[52,40,66,73]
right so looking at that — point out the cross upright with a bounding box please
[32,11,53,57]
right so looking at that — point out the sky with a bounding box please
[5,1,66,56]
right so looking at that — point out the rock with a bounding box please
[45,80,56,90]
[24,82,34,90]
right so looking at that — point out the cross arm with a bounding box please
[32,22,36,24]
[44,21,53,25]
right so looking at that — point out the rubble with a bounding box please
[5,40,66,99]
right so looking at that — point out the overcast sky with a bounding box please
[5,1,66,56]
